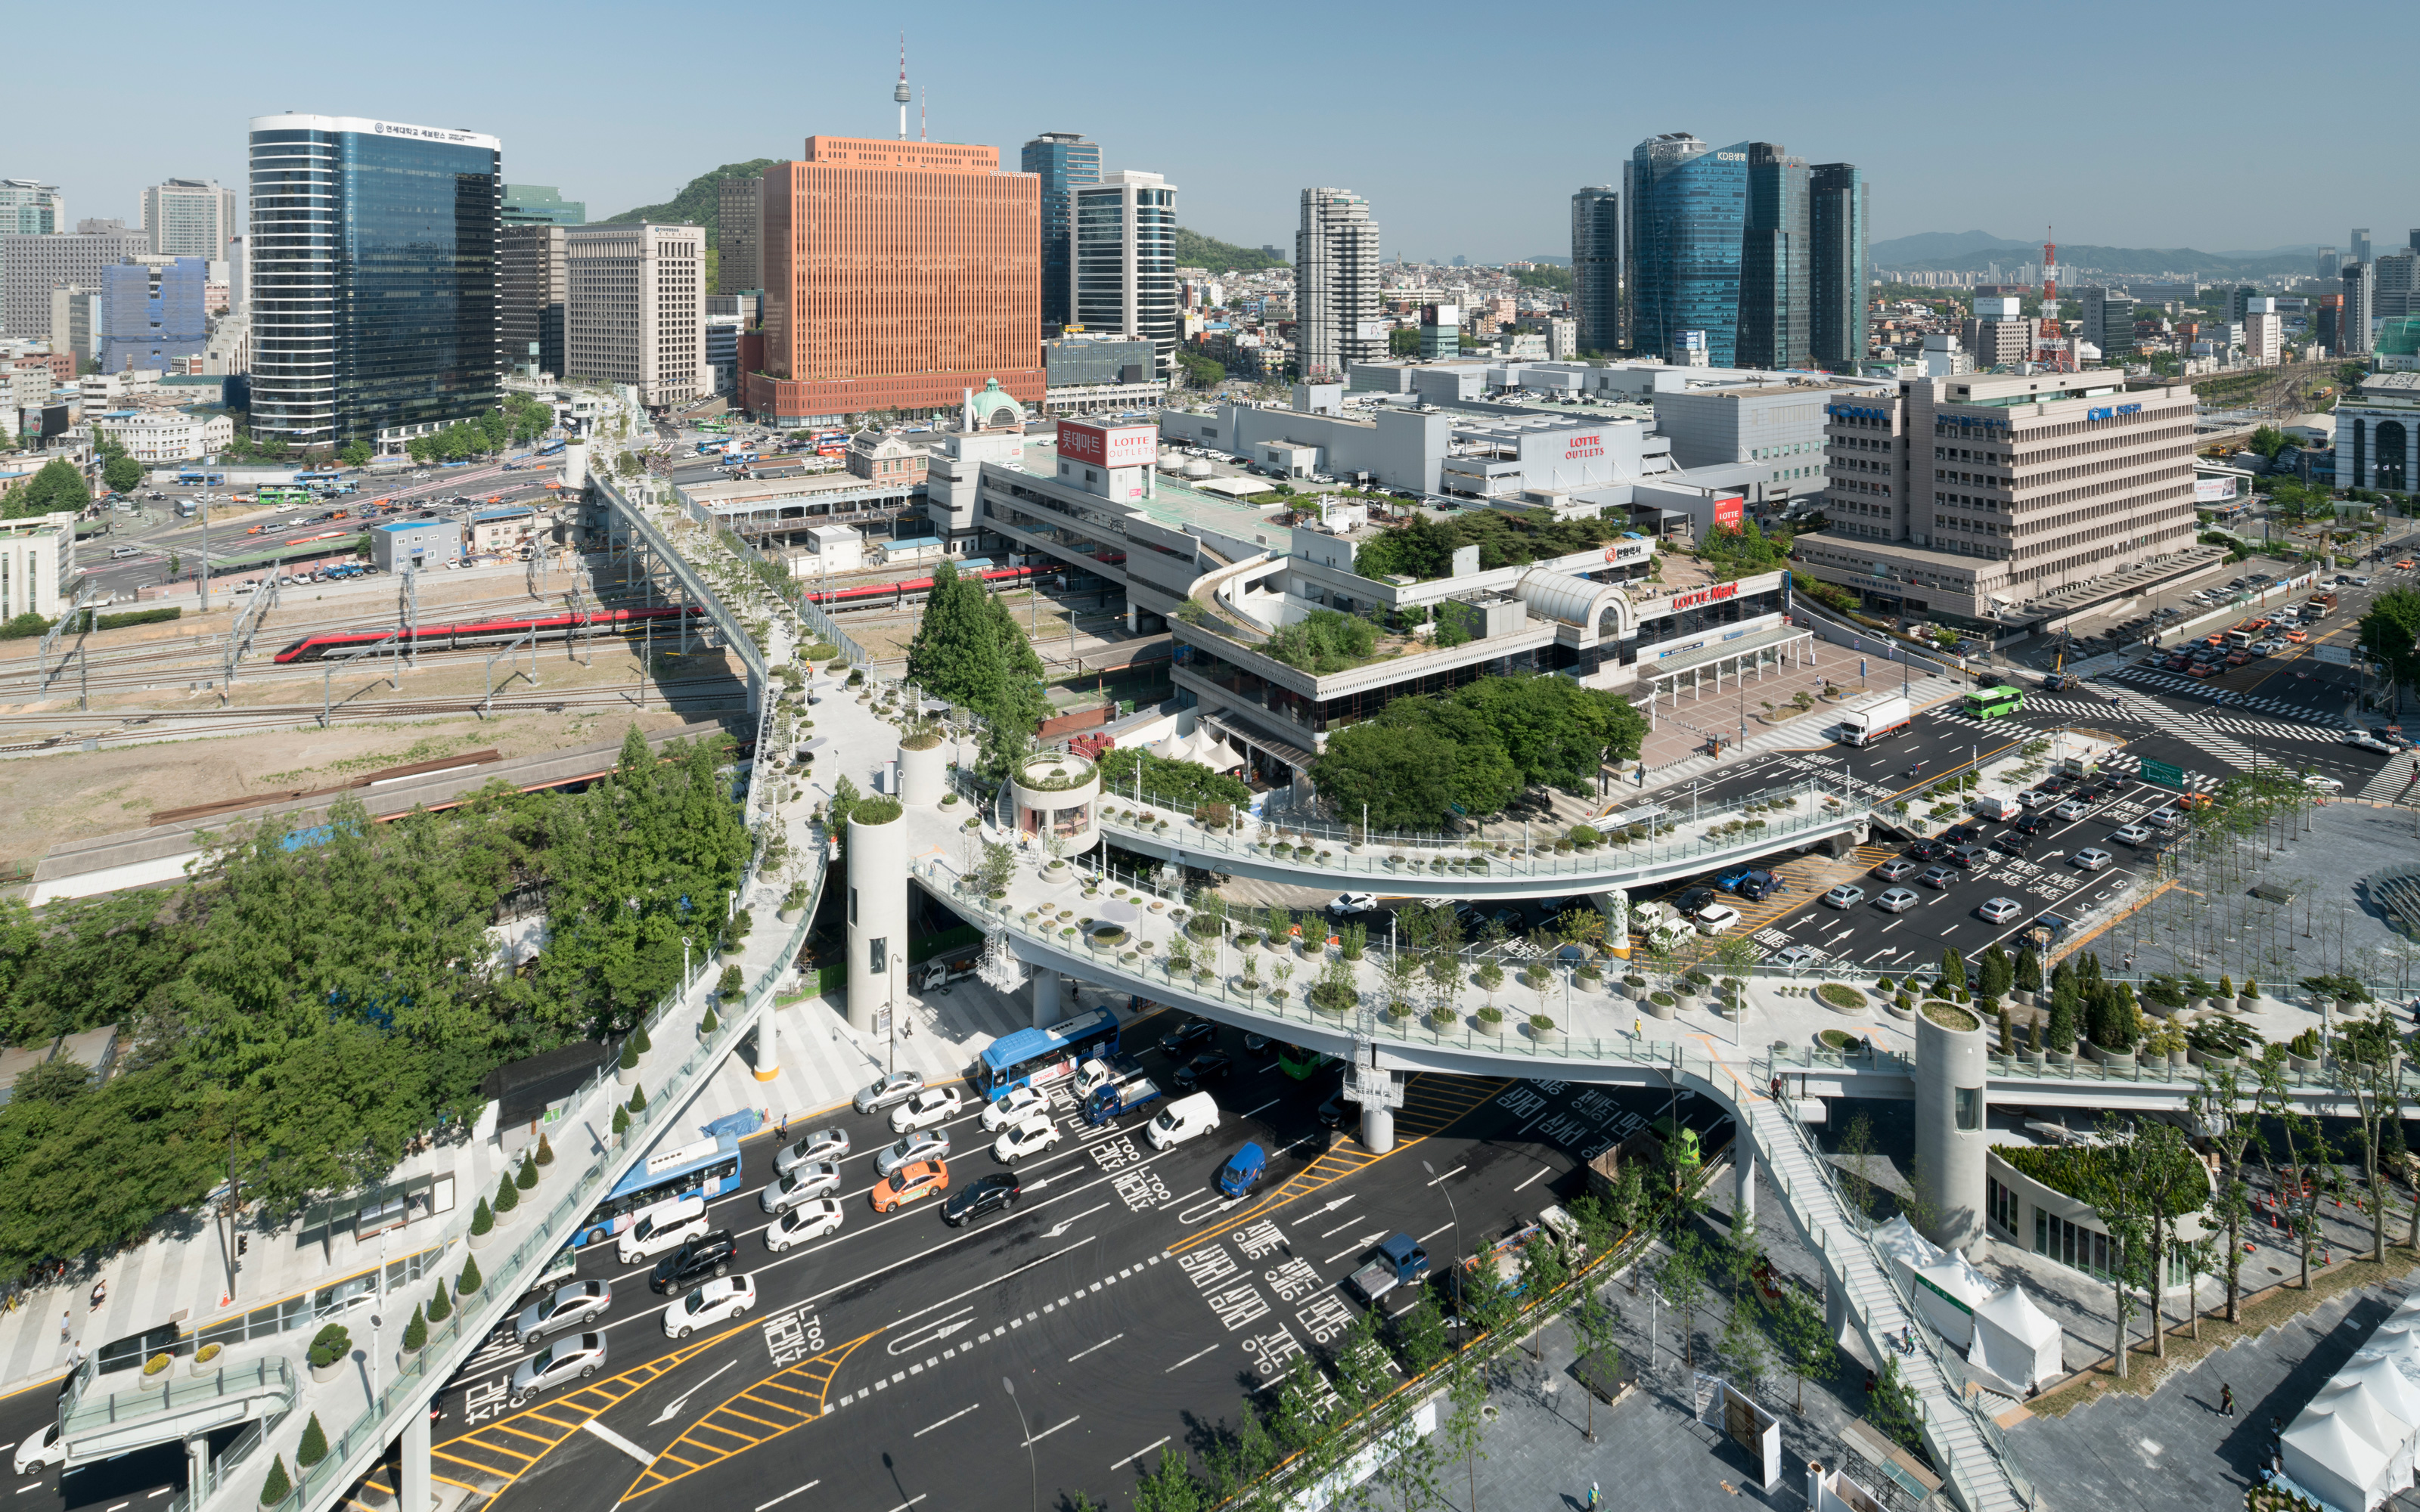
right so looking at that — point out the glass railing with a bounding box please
[64,1358,293,1442]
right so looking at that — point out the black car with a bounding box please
[1947,843,1993,869]
[1244,1032,1278,1058]
[1159,1020,1216,1057]
[1942,823,1986,845]
[1173,1051,1234,1092]
[1907,838,1950,862]
[1990,832,2032,858]
[648,1232,738,1294]
[2037,774,2073,795]
[1674,885,1717,918]
[942,1173,1022,1227]
[2010,811,2048,835]
[1317,1090,1345,1129]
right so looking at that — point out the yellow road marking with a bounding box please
[616,1331,878,1501]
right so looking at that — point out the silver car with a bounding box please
[509,1332,605,1402]
[1876,888,1922,912]
[853,1070,927,1115]
[511,1281,611,1344]
[760,1160,842,1213]
[875,1128,950,1178]
[773,1127,849,1176]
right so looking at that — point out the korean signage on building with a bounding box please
[1665,582,1739,614]
[1712,495,1744,531]
[2085,403,2143,423]
[2194,476,2238,504]
[1056,420,1156,469]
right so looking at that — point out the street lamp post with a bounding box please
[1001,1377,1036,1512]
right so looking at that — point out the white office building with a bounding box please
[564,222,706,409]
[141,179,239,259]
[1071,170,1178,381]
[0,511,76,620]
[93,408,234,462]
[1296,187,1382,382]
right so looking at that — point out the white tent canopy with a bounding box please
[1152,732,1198,763]
[1193,736,1246,773]
[2319,1378,2418,1489]
[2285,1406,2395,1512]
[1967,1284,2062,1395]
[1870,1217,1994,1347]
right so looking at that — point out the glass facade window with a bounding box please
[249,117,500,450]
[1022,133,1100,330]
[1624,135,1752,367]
[1808,164,1867,372]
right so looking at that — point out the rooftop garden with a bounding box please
[1262,609,1398,673]
[1309,674,1647,830]
[1350,510,1633,582]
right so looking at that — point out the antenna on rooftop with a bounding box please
[894,34,912,140]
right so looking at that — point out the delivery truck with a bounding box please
[1838,692,1913,746]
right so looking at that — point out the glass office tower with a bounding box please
[1570,185,1621,356]
[248,114,501,451]
[1809,163,1868,372]
[1623,134,1753,367]
[1072,171,1177,379]
[1736,144,1809,370]
[1021,132,1100,330]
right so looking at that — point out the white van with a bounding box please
[615,1193,706,1265]
[1146,1091,1221,1151]
[1972,792,2022,821]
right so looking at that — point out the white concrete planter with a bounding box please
[309,1359,346,1385]
[2236,994,2260,1014]
[1643,995,1676,1021]
[616,1062,638,1088]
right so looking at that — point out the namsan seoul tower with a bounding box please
[894,35,911,139]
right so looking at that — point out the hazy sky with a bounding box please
[16,0,2408,263]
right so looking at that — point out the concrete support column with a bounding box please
[752,996,780,1082]
[1031,968,1063,1029]
[1913,1002,1988,1249]
[186,1437,210,1501]
[1359,1102,1394,1154]
[399,1395,432,1512]
[845,809,908,1035]
[1734,1142,1757,1227]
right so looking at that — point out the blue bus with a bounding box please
[978,1005,1120,1098]
[177,469,225,485]
[294,470,344,485]
[572,1131,743,1249]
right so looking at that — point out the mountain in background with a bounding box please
[603,160,779,246]
[1176,227,1286,271]
[1875,228,2316,279]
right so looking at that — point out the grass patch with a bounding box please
[1920,999,1978,1032]
[1817,983,1866,1012]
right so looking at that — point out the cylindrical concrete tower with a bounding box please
[1010,751,1100,855]
[1913,1000,1988,1250]
[845,802,909,1034]
[898,736,945,807]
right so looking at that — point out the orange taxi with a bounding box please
[2398,559,2416,570]
[871,1159,949,1213]
[2285,628,2309,643]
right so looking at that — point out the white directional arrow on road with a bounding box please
[651,1360,736,1424]
[1042,1202,1110,1239]
[1292,1194,1357,1226]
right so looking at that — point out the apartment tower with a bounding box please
[1296,187,1381,382]
[749,135,1041,426]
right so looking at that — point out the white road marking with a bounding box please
[883,1497,929,1512]
[1417,1222,1456,1244]
[1164,1345,1220,1373]
[650,1359,737,1422]
[1242,1099,1281,1118]
[15,1486,39,1496]
[1067,1333,1123,1362]
[1425,1165,1466,1186]
[914,1404,978,1437]
[1319,1219,1360,1238]
[581,1419,656,1465]
[1022,1415,1081,1448]
[1514,1165,1553,1191]
[145,1490,172,1499]
[1324,1231,1385,1264]
[756,1481,819,1511]
[1111,1436,1171,1470]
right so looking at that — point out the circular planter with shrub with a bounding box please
[190,1340,223,1377]
[1645,990,1676,1020]
[1920,999,1978,1033]
[1475,1005,1506,1036]
[1526,1014,1559,1044]
[306,1323,352,1384]
[1817,983,1866,1015]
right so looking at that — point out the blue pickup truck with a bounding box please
[1083,1073,1164,1126]
[1345,1233,1430,1305]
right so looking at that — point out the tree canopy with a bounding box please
[3,457,90,519]
[0,727,748,1277]
[1311,674,1646,829]
[903,562,1050,737]
[1350,510,1628,582]
[1263,609,1380,672]
[1094,746,1249,811]
[2359,587,2420,696]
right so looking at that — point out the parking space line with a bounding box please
[1165,1345,1220,1373]
[1111,1436,1171,1470]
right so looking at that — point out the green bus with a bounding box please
[256,485,312,506]
[1277,1045,1333,1081]
[1962,684,2027,720]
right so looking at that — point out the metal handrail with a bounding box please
[64,1357,293,1438]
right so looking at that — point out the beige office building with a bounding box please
[564,222,706,408]
[1794,369,2198,621]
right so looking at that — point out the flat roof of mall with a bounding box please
[1014,435,1295,553]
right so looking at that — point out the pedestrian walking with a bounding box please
[777,1114,790,1142]
[2221,1383,2235,1417]
[60,1310,72,1346]
[1587,1483,1599,1511]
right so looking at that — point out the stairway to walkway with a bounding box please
[1724,1088,2032,1512]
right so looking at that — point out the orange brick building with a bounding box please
[746,136,1044,426]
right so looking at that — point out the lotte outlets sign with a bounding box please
[1056,420,1157,469]
[1516,423,1636,491]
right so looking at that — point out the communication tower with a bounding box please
[2037,226,2068,370]
[894,36,911,140]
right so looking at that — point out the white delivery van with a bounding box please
[615,1193,707,1265]
[1146,1091,1221,1151]
[1972,792,2023,821]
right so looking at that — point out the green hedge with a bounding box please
[76,607,182,633]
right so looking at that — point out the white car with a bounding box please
[1693,902,1742,935]
[2112,822,2154,846]
[2144,807,2180,829]
[1770,944,1821,968]
[12,1424,63,1475]
[1821,885,1866,909]
[509,1333,607,1402]
[981,1084,1047,1132]
[2341,730,2399,754]
[1977,897,2023,924]
[2303,773,2344,794]
[664,1275,756,1339]
[1876,888,1921,913]
[876,1128,951,1177]
[993,1111,1062,1163]
[1326,891,1379,916]
[768,1198,843,1252]
[891,1086,963,1133]
[2072,847,2115,872]
[2053,800,2090,822]
[2254,639,2288,655]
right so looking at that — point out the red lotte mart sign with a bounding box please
[1666,582,1740,613]
[1056,420,1156,469]
[1714,494,1744,530]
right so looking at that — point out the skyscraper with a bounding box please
[1736,144,1808,370]
[1624,133,1754,367]
[566,222,705,407]
[247,114,501,451]
[1807,163,1867,372]
[2350,228,2373,265]
[2,225,146,340]
[139,179,238,258]
[0,179,64,234]
[499,224,566,377]
[1570,185,1620,356]
[1022,132,1100,330]
[500,185,585,227]
[716,175,762,296]
[1072,170,1177,380]
[2317,246,2341,280]
[2078,287,2136,360]
[1296,187,1381,381]
[99,256,209,373]
[751,135,1041,426]
[2341,260,2376,355]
